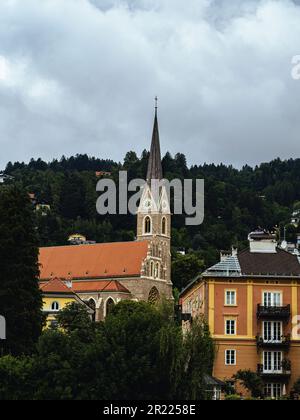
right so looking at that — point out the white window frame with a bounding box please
[225,349,236,366]
[263,351,282,374]
[225,319,236,336]
[264,383,282,399]
[225,290,237,306]
[263,291,282,308]
[263,321,282,343]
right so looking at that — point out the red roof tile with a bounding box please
[39,241,149,280]
[72,280,131,294]
[40,278,74,294]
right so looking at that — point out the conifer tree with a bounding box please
[0,185,43,356]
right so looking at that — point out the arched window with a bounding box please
[144,216,152,234]
[88,298,96,322]
[150,261,154,277]
[154,263,160,279]
[148,287,160,305]
[106,298,115,316]
[51,301,59,311]
[162,217,167,235]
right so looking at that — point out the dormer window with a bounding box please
[51,301,59,311]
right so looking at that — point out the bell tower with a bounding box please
[137,99,171,243]
[137,99,172,289]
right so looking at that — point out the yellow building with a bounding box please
[40,278,93,327]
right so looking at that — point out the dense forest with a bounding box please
[3,152,300,274]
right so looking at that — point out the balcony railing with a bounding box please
[256,335,291,350]
[257,304,291,320]
[257,362,291,382]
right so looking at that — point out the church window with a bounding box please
[154,263,160,279]
[144,216,152,234]
[162,217,167,235]
[106,298,115,316]
[88,298,96,322]
[150,261,154,277]
[148,287,160,305]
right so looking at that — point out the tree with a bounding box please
[292,378,300,392]
[177,316,215,400]
[172,252,205,291]
[0,185,44,356]
[233,370,264,399]
[55,302,95,343]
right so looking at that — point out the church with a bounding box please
[39,106,173,321]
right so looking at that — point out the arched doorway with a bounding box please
[148,287,160,305]
[106,298,115,316]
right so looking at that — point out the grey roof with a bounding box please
[203,374,225,387]
[203,255,241,277]
[146,108,163,183]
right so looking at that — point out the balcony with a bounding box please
[257,304,291,320]
[256,335,291,350]
[257,361,291,382]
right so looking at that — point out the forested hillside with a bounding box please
[3,153,300,272]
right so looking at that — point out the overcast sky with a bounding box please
[0,0,300,170]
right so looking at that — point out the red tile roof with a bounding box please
[39,241,149,280]
[72,280,131,294]
[40,278,74,294]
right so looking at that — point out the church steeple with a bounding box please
[146,97,163,183]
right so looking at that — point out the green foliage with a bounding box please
[292,378,300,394]
[233,370,264,399]
[4,154,299,269]
[172,252,204,291]
[176,316,215,400]
[0,300,215,400]
[225,394,243,400]
[0,185,44,356]
[55,302,95,342]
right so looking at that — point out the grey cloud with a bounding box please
[0,0,300,170]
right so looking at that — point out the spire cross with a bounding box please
[155,96,158,111]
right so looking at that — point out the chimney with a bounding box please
[248,229,277,254]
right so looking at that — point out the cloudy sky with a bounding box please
[0,0,300,169]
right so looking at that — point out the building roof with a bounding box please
[39,241,149,280]
[203,255,241,277]
[146,106,163,183]
[72,280,131,294]
[238,247,300,277]
[40,277,74,294]
[203,247,300,278]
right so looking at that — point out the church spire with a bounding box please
[146,97,163,183]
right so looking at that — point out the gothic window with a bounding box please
[144,216,152,234]
[106,298,115,316]
[88,298,96,322]
[162,217,167,235]
[154,263,160,279]
[150,261,154,277]
[148,287,160,305]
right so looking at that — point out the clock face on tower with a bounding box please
[144,199,152,209]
